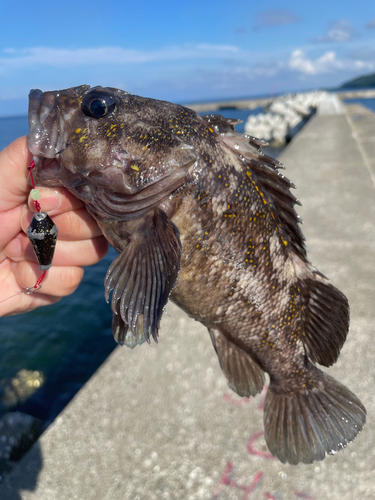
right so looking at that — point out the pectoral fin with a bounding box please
[105,208,182,346]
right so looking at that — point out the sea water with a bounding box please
[0,97,374,426]
[0,115,116,424]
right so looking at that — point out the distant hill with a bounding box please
[339,72,375,89]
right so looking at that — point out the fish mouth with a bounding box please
[28,85,90,159]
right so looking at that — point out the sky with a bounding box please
[1,0,375,117]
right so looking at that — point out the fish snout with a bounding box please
[28,85,90,160]
[28,89,61,159]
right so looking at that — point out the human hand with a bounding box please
[0,136,109,317]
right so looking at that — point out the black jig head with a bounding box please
[26,212,58,271]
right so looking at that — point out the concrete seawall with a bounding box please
[0,104,374,499]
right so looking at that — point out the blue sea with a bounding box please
[0,96,374,427]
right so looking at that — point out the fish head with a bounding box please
[28,85,198,218]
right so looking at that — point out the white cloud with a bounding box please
[288,49,375,75]
[1,43,375,108]
[289,50,318,74]
[310,20,357,43]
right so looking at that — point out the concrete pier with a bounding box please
[0,103,375,499]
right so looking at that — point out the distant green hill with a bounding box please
[339,73,375,89]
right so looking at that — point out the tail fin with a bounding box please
[263,372,366,465]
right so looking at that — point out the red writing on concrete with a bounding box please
[217,386,314,500]
[247,431,277,460]
[213,461,315,500]
[294,492,315,500]
[213,462,264,500]
[223,386,268,410]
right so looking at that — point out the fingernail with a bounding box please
[29,194,61,213]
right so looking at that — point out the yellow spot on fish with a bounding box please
[75,128,81,133]
[208,127,214,132]
[260,192,267,204]
[131,165,139,171]
[282,238,288,246]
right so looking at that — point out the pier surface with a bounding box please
[0,103,375,500]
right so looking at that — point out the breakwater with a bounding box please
[186,88,375,112]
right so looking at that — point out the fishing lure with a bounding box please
[0,160,58,306]
[24,160,58,292]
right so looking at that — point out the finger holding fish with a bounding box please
[4,230,108,267]
[0,257,82,317]
[27,186,86,215]
[22,205,104,241]
[11,260,84,297]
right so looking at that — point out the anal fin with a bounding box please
[208,327,265,397]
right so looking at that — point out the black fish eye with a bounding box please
[82,89,117,118]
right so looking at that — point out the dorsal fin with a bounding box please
[202,114,306,259]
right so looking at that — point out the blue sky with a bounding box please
[1,0,375,116]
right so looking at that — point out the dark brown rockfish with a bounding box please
[27,85,365,465]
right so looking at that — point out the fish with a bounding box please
[27,85,366,465]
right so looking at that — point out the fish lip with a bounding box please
[29,156,65,188]
[27,85,90,159]
[28,88,60,159]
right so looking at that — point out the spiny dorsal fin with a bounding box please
[202,114,306,259]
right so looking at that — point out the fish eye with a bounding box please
[82,89,117,118]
